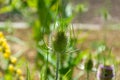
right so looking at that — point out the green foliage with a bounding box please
[62,69,72,80]
[29,0,84,79]
[4,73,13,80]
[26,65,31,80]
[37,0,52,34]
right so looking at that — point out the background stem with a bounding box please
[86,71,89,80]
[56,53,60,80]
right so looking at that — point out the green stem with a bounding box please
[86,71,89,80]
[60,54,63,80]
[56,53,60,80]
[45,51,49,80]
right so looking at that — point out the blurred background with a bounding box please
[1,0,120,23]
[0,0,120,80]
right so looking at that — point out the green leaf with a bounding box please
[73,50,88,66]
[26,65,31,80]
[37,0,52,34]
[27,0,37,9]
[0,6,13,14]
[4,73,13,80]
[62,69,72,80]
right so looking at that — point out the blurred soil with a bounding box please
[73,0,120,24]
[1,0,120,24]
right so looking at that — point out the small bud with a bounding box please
[85,59,93,72]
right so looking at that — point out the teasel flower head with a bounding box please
[97,64,115,80]
[53,31,67,53]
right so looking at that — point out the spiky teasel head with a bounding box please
[53,31,67,53]
[97,64,115,80]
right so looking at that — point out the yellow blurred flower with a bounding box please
[0,71,3,78]
[0,38,6,44]
[5,49,11,54]
[16,69,22,76]
[0,32,24,79]
[10,57,17,64]
[0,32,4,38]
[19,76,24,80]
[3,52,10,59]
[2,41,7,48]
[4,42,10,47]
[8,64,15,72]
[0,47,2,52]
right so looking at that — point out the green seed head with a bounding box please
[53,31,67,53]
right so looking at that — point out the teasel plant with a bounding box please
[0,32,24,80]
[96,55,115,80]
[53,30,68,80]
[95,45,116,80]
